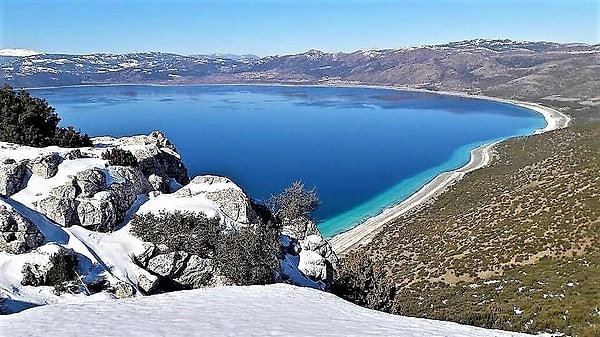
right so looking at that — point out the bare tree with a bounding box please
[269,181,320,238]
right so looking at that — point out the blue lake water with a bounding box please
[31,85,546,237]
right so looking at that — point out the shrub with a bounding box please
[130,210,220,258]
[269,181,320,223]
[131,210,281,286]
[53,126,93,148]
[216,221,280,286]
[0,85,91,147]
[101,148,138,167]
[332,251,396,311]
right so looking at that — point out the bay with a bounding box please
[31,85,546,237]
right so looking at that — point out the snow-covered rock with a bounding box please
[146,251,189,278]
[0,200,44,254]
[0,159,27,197]
[30,153,63,179]
[106,130,189,189]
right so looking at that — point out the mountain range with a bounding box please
[2,39,599,111]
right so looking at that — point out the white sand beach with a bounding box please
[329,90,571,256]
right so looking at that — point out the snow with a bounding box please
[0,283,536,337]
[0,48,40,57]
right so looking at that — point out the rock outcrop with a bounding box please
[119,131,189,190]
[0,200,44,254]
[30,153,63,179]
[0,159,27,197]
[175,175,258,225]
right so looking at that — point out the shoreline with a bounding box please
[22,82,573,254]
[328,90,571,255]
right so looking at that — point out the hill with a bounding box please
[336,122,600,336]
[2,39,599,122]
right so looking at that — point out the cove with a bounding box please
[31,85,546,237]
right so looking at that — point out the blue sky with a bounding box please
[1,0,598,55]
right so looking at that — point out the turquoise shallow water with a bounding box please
[31,85,546,237]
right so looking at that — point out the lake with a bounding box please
[31,85,546,237]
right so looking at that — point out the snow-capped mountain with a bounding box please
[2,39,598,102]
[0,49,41,57]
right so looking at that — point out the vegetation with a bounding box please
[216,221,280,286]
[131,210,220,258]
[335,123,600,336]
[130,210,280,286]
[0,85,92,147]
[101,148,138,167]
[269,181,320,238]
[21,251,79,294]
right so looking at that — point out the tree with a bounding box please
[0,85,91,147]
[269,181,320,223]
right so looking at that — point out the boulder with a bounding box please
[37,178,81,227]
[133,242,156,268]
[120,131,189,186]
[0,201,44,254]
[0,159,27,197]
[112,282,135,299]
[30,153,63,179]
[178,175,258,225]
[300,234,338,265]
[147,174,167,192]
[173,255,216,289]
[20,245,76,287]
[37,195,79,227]
[137,273,158,294]
[76,196,116,232]
[298,250,334,285]
[147,251,189,278]
[75,168,106,198]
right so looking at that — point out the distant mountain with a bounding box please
[2,39,599,109]
[192,53,260,61]
[0,48,41,57]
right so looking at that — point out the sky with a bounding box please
[1,0,598,56]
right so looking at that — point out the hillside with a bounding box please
[2,39,599,122]
[336,122,600,336]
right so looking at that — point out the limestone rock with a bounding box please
[173,255,216,289]
[133,242,156,268]
[30,153,63,179]
[112,282,135,299]
[121,131,189,186]
[178,175,258,225]
[147,251,189,278]
[298,250,333,284]
[137,274,158,294]
[300,234,338,266]
[0,200,44,254]
[75,168,106,198]
[37,195,79,227]
[0,159,27,197]
[76,196,116,232]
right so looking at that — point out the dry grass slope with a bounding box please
[352,123,599,336]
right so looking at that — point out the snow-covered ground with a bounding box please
[0,283,535,337]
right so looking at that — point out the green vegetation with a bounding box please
[335,123,600,336]
[131,210,220,258]
[101,148,139,167]
[0,85,92,147]
[130,210,280,286]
